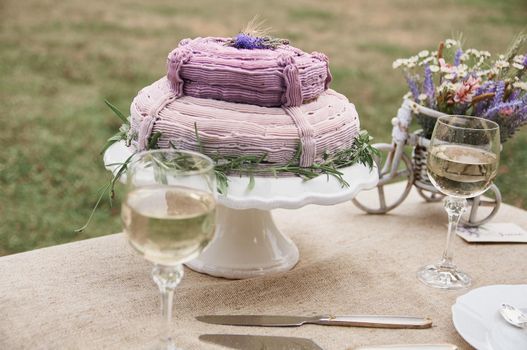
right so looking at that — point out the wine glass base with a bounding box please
[417,263,471,290]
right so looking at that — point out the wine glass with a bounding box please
[417,115,500,289]
[121,149,216,349]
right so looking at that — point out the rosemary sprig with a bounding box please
[75,153,134,233]
[100,99,131,154]
[173,124,379,194]
[76,101,137,232]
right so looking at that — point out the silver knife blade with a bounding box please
[196,315,312,327]
[199,334,324,350]
[196,314,431,328]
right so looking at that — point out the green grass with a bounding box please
[1,0,526,255]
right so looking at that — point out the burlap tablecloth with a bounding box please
[1,183,526,350]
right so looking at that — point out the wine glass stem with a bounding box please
[152,264,184,346]
[441,196,467,267]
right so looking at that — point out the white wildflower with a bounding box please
[476,56,487,67]
[429,65,440,72]
[444,73,456,80]
[498,54,505,60]
[418,56,436,66]
[456,64,468,73]
[512,63,524,70]
[438,81,458,93]
[513,81,527,91]
[495,60,510,69]
[406,62,416,68]
[445,39,459,48]
[403,91,412,99]
[460,53,470,61]
[465,49,481,57]
[418,94,428,101]
[440,64,455,73]
[437,82,449,91]
[392,59,404,69]
[513,55,525,64]
[409,55,419,63]
[477,69,491,77]
[418,50,430,58]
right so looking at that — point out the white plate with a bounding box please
[452,285,527,350]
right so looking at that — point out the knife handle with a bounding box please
[313,315,432,329]
[356,345,457,350]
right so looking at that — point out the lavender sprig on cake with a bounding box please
[224,17,290,50]
[226,33,289,50]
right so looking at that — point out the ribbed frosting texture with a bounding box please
[166,37,332,107]
[130,78,360,171]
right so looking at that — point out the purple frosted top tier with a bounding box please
[130,77,359,171]
[167,37,332,107]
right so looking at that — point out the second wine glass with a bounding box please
[417,115,500,290]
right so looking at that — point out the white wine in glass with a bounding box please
[121,150,216,349]
[418,115,500,290]
[123,185,216,266]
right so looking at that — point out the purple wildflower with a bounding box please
[518,104,527,119]
[473,81,494,116]
[500,101,527,141]
[454,48,463,66]
[523,54,527,66]
[474,81,493,97]
[483,100,522,120]
[233,33,263,49]
[492,81,505,107]
[424,64,436,108]
[405,73,420,101]
[509,89,520,101]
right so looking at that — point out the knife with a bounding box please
[199,334,323,350]
[196,314,432,329]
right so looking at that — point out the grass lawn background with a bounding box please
[1,0,526,255]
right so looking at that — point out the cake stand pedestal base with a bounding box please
[186,205,299,279]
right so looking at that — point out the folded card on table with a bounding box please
[457,223,527,243]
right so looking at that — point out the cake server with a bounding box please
[199,334,457,350]
[196,314,432,329]
[199,334,323,350]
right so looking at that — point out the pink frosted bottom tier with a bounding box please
[130,77,360,171]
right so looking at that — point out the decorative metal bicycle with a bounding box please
[352,99,502,226]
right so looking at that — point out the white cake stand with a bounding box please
[104,141,378,279]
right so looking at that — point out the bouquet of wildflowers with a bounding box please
[393,35,527,142]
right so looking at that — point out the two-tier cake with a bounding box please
[128,34,362,172]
